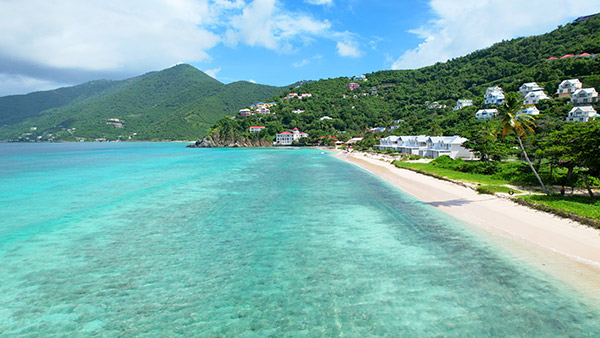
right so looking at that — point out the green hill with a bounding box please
[0,64,286,141]
[205,14,600,144]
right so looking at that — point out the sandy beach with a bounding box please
[334,150,600,300]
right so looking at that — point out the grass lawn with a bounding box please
[517,195,600,222]
[392,161,509,185]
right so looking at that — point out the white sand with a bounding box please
[334,150,600,299]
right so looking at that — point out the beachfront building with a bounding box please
[519,82,544,96]
[249,126,265,132]
[453,99,473,111]
[556,79,582,98]
[275,127,308,145]
[239,108,253,117]
[571,88,599,105]
[523,91,550,105]
[484,87,505,105]
[475,108,498,120]
[378,135,475,160]
[346,137,364,146]
[566,106,599,122]
[517,106,540,116]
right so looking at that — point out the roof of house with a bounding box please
[249,126,265,128]
[279,131,293,135]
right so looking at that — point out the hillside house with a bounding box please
[475,108,498,120]
[523,91,549,105]
[517,106,540,116]
[519,82,544,96]
[285,93,298,99]
[369,127,386,133]
[249,126,265,132]
[319,116,333,121]
[556,79,582,98]
[484,87,505,105]
[275,127,308,145]
[348,83,360,90]
[300,93,312,99]
[256,107,271,114]
[566,106,599,122]
[239,108,253,117]
[291,109,305,114]
[453,99,473,111]
[571,88,599,104]
[427,102,446,109]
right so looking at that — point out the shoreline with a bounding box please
[332,149,600,303]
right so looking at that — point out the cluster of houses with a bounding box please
[275,127,308,145]
[239,101,277,117]
[474,79,599,122]
[546,53,598,61]
[378,135,475,160]
[285,93,312,100]
[106,118,124,128]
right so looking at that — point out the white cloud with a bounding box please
[0,73,68,97]
[392,0,600,69]
[204,68,222,79]
[224,0,331,52]
[0,0,220,73]
[305,0,334,5]
[292,59,310,68]
[249,79,257,83]
[336,41,361,58]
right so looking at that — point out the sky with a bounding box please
[1,0,600,97]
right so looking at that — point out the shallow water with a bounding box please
[1,143,599,337]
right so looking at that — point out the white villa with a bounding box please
[566,106,599,122]
[519,82,544,96]
[523,91,550,105]
[249,126,265,132]
[556,79,582,98]
[256,107,271,114]
[484,87,505,105]
[517,106,540,116]
[378,135,475,160]
[239,108,252,117]
[453,99,473,111]
[291,109,305,114]
[475,108,498,120]
[275,128,308,145]
[571,88,599,105]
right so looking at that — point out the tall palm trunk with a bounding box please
[517,135,550,195]
[581,173,595,198]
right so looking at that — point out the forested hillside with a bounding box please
[206,14,600,144]
[0,64,287,141]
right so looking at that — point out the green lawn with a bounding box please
[518,195,600,222]
[392,161,509,185]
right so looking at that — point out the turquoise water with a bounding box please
[1,143,599,337]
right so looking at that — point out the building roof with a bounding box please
[249,126,265,128]
[279,131,293,135]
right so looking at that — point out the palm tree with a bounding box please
[498,92,550,195]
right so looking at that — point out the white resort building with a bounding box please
[523,91,550,105]
[453,99,473,111]
[519,82,544,96]
[517,106,540,116]
[556,79,582,98]
[566,106,599,122]
[275,128,308,145]
[571,88,599,105]
[484,87,505,105]
[378,135,475,160]
[249,126,265,132]
[475,108,498,120]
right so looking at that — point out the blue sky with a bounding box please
[1,0,600,96]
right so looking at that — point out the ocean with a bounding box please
[1,142,599,337]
